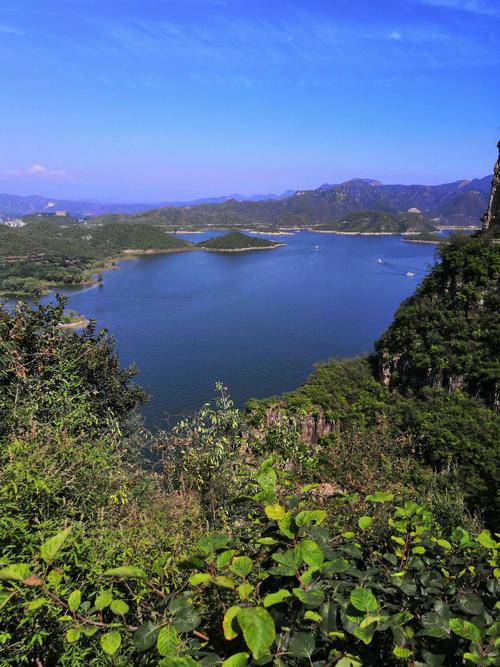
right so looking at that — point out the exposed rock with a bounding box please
[265,407,335,444]
[481,141,500,236]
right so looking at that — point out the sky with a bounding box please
[0,0,499,202]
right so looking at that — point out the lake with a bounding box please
[50,231,437,428]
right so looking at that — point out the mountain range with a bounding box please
[0,176,492,227]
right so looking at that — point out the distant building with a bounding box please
[3,218,26,228]
[55,210,68,217]
[407,207,421,214]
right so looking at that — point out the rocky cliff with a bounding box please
[376,142,500,406]
[481,141,500,237]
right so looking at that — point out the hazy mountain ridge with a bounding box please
[0,176,491,223]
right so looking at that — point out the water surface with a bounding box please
[48,231,436,428]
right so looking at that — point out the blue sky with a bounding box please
[0,0,499,201]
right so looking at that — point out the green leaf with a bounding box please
[159,658,199,667]
[237,583,254,601]
[304,610,322,623]
[295,510,327,528]
[110,599,129,615]
[298,539,324,567]
[157,625,178,657]
[365,491,394,503]
[320,557,349,575]
[214,575,235,589]
[292,587,325,608]
[197,533,231,554]
[278,512,295,539]
[358,516,373,531]
[221,653,249,667]
[101,631,121,656]
[449,618,483,643]
[0,564,31,581]
[263,589,292,607]
[189,573,212,586]
[353,624,376,645]
[217,550,236,569]
[288,632,315,658]
[264,503,286,521]
[223,606,241,640]
[103,566,147,579]
[40,527,72,563]
[68,590,81,613]
[230,557,253,578]
[134,621,160,652]
[236,606,275,660]
[95,589,113,611]
[393,645,412,658]
[476,530,497,549]
[65,628,81,644]
[350,588,378,613]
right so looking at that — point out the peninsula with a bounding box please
[197,231,285,252]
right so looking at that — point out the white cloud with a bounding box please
[389,31,402,40]
[2,164,66,178]
[414,0,500,16]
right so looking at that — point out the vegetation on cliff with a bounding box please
[316,211,436,234]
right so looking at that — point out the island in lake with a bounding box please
[197,231,285,251]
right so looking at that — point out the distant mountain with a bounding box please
[92,176,492,231]
[316,210,436,234]
[0,190,292,219]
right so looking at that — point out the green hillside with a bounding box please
[316,210,436,234]
[198,231,282,250]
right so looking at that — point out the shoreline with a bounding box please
[200,243,286,252]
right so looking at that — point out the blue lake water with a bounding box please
[48,231,437,428]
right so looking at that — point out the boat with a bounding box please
[315,245,320,251]
[377,258,384,264]
[406,271,415,277]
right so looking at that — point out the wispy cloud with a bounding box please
[2,164,66,178]
[413,0,500,16]
[0,23,24,35]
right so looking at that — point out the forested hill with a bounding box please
[92,176,491,230]
[316,210,436,234]
[198,231,282,250]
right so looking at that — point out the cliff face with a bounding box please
[482,141,500,237]
[376,143,500,406]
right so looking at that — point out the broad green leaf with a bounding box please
[95,589,113,611]
[103,566,147,579]
[263,589,292,607]
[278,512,295,539]
[221,653,249,667]
[320,557,349,575]
[449,618,483,643]
[476,530,497,549]
[292,587,325,608]
[364,491,394,503]
[197,533,231,554]
[214,575,236,589]
[295,510,327,528]
[298,539,324,567]
[393,645,412,658]
[288,632,315,658]
[236,606,275,660]
[159,658,199,667]
[304,610,322,622]
[101,631,121,656]
[217,550,237,569]
[65,628,81,644]
[264,503,286,521]
[67,590,81,613]
[157,625,178,656]
[353,624,376,645]
[223,606,241,640]
[134,621,161,652]
[237,583,254,600]
[0,591,15,609]
[358,516,373,531]
[110,599,129,615]
[350,588,378,613]
[463,652,485,665]
[40,527,72,563]
[0,564,31,581]
[256,461,276,491]
[189,573,212,586]
[230,557,253,578]
[336,656,362,667]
